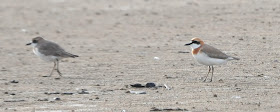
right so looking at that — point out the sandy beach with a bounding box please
[1,0,280,111]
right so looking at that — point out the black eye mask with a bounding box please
[32,40,38,43]
[192,41,200,44]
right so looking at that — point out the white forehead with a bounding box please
[189,43,201,49]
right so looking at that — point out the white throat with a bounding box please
[31,43,37,47]
[190,43,201,49]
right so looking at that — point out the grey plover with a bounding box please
[26,37,78,77]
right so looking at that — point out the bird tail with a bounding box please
[65,52,79,58]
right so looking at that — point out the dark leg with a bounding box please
[203,66,211,82]
[210,66,214,82]
[56,59,62,76]
[49,62,56,77]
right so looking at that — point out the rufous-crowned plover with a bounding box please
[185,37,239,82]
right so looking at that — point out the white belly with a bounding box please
[33,48,58,62]
[193,52,227,66]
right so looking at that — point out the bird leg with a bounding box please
[49,61,56,77]
[56,59,62,76]
[209,66,214,82]
[203,66,211,82]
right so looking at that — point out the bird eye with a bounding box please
[32,40,38,43]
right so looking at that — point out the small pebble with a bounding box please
[214,94,218,97]
[61,92,74,95]
[21,29,27,32]
[78,89,89,94]
[146,83,156,88]
[38,98,48,101]
[232,96,241,99]
[44,92,60,95]
[130,83,145,88]
[154,57,160,60]
[78,91,89,94]
[124,13,129,16]
[235,88,242,91]
[54,97,61,101]
[10,80,19,83]
[127,90,146,94]
[218,79,224,83]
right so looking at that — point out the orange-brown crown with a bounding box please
[191,37,204,45]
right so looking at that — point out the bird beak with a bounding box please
[185,43,192,46]
[26,43,31,46]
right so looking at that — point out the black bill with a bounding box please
[26,43,31,45]
[184,42,192,46]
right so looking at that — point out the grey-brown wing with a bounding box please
[38,41,68,57]
[201,44,229,59]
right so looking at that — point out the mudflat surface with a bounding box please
[1,0,280,112]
